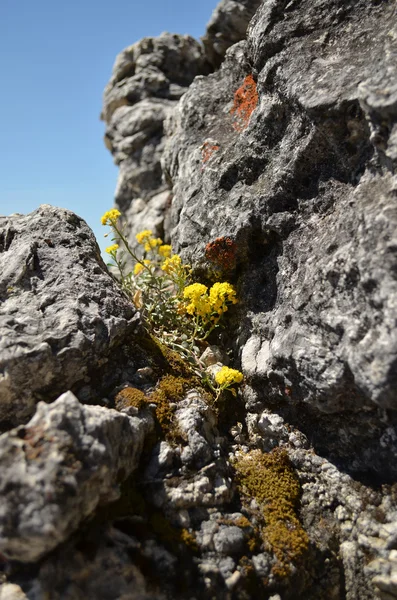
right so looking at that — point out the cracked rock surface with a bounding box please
[163,0,397,479]
[0,205,141,427]
[0,391,154,563]
[1,0,397,599]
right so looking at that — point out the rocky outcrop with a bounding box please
[1,1,397,599]
[101,33,211,246]
[0,205,143,427]
[163,0,397,478]
[202,0,263,67]
[0,391,154,562]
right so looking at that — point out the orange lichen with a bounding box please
[205,237,237,271]
[230,74,258,132]
[201,141,220,166]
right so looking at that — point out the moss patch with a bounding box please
[117,329,215,439]
[115,387,147,411]
[150,374,190,438]
[234,448,309,578]
[115,374,193,441]
[138,333,198,380]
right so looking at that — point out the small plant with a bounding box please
[101,210,243,398]
[230,74,258,132]
[207,366,244,402]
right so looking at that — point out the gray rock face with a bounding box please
[144,390,233,510]
[3,523,166,600]
[101,33,211,250]
[0,391,154,562]
[2,0,397,599]
[163,0,397,476]
[202,0,263,67]
[0,205,141,427]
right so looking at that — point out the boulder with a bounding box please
[0,205,141,427]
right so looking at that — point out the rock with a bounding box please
[213,526,246,555]
[200,345,229,367]
[0,205,141,427]
[202,0,263,67]
[162,0,397,478]
[101,32,211,251]
[1,0,396,598]
[7,523,166,600]
[0,391,154,562]
[176,390,217,468]
[0,584,28,600]
[252,553,272,578]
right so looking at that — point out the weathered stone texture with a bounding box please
[0,392,154,562]
[0,205,140,427]
[1,0,397,599]
[101,33,211,249]
[202,0,263,67]
[163,0,397,475]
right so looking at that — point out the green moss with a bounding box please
[137,333,169,375]
[115,375,192,441]
[158,343,195,380]
[234,448,309,579]
[138,333,197,380]
[150,374,190,437]
[115,387,147,411]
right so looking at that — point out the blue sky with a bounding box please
[0,0,217,251]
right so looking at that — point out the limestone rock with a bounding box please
[203,0,263,67]
[2,0,396,598]
[101,33,211,250]
[144,390,233,510]
[162,0,397,478]
[0,391,154,563]
[5,523,166,600]
[0,205,141,427]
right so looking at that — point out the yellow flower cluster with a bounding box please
[105,243,119,254]
[183,283,211,317]
[136,230,153,244]
[209,282,237,313]
[159,244,172,258]
[101,209,121,226]
[134,259,151,275]
[144,238,162,252]
[183,281,237,319]
[135,230,164,252]
[215,366,244,387]
[161,254,182,274]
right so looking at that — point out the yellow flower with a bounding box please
[161,254,182,274]
[136,230,153,244]
[105,243,119,254]
[144,237,163,252]
[101,209,121,226]
[214,366,243,387]
[183,283,212,317]
[209,282,237,314]
[159,244,172,258]
[134,260,151,275]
